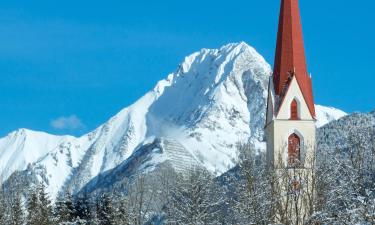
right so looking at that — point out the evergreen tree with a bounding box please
[74,193,92,224]
[27,187,40,225]
[54,190,75,223]
[0,189,5,225]
[96,193,116,225]
[10,194,24,225]
[26,183,53,225]
[37,183,53,225]
[116,199,129,225]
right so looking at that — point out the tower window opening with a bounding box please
[290,99,299,120]
[288,133,301,166]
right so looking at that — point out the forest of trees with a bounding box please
[0,124,374,225]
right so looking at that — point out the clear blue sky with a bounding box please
[0,0,374,136]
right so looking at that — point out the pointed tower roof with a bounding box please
[273,0,315,118]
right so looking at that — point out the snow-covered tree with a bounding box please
[233,143,272,224]
[54,190,75,224]
[26,187,40,225]
[96,193,116,225]
[74,193,92,224]
[309,117,375,224]
[38,183,53,225]
[125,174,157,225]
[10,194,24,225]
[26,183,53,225]
[0,188,5,225]
[165,167,221,225]
[115,199,130,225]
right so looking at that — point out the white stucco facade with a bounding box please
[266,76,316,224]
[266,76,316,168]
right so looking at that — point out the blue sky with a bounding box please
[0,0,374,136]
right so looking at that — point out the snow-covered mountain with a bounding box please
[315,105,347,128]
[0,42,346,199]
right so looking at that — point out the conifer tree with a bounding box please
[116,199,129,225]
[0,189,5,225]
[37,183,53,225]
[27,187,40,225]
[54,190,75,224]
[10,194,24,225]
[96,193,116,225]
[54,197,66,223]
[26,183,53,225]
[74,193,92,224]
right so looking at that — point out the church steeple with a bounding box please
[273,0,315,118]
[266,1,317,223]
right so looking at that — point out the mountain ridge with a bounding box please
[0,42,347,199]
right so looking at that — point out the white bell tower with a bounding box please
[265,0,316,224]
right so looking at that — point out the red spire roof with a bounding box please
[273,0,315,118]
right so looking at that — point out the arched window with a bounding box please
[290,99,299,120]
[288,133,300,166]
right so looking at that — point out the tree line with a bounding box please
[0,126,374,225]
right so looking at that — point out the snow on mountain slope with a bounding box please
[0,42,345,199]
[0,129,81,179]
[147,42,271,172]
[315,105,347,128]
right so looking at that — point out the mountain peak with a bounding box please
[220,41,251,51]
[0,42,346,199]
